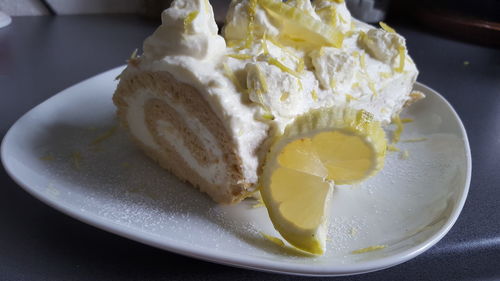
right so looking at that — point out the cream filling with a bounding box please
[126,92,160,150]
[156,120,227,185]
[126,88,227,185]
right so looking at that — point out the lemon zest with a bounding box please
[395,45,406,73]
[296,58,305,73]
[262,113,275,120]
[379,21,396,33]
[329,78,337,90]
[401,118,414,123]
[204,0,210,13]
[359,52,366,69]
[387,144,400,152]
[245,0,258,49]
[346,94,358,102]
[255,64,269,92]
[222,62,244,93]
[311,89,318,101]
[368,81,377,96]
[352,245,386,254]
[402,137,427,143]
[280,91,290,101]
[90,126,118,146]
[338,14,347,24]
[183,11,199,34]
[391,115,404,143]
[227,53,253,60]
[268,57,300,77]
[262,32,270,55]
[380,72,393,79]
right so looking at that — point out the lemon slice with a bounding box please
[260,107,386,254]
[258,0,344,48]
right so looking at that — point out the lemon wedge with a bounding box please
[258,0,344,48]
[259,107,386,254]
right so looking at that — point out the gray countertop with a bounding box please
[1,15,500,281]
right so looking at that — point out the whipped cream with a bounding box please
[120,0,419,186]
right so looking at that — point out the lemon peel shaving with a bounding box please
[262,112,275,120]
[401,118,414,123]
[296,58,305,73]
[352,245,386,254]
[380,72,392,79]
[402,137,427,143]
[395,45,406,73]
[329,78,337,90]
[379,22,395,33]
[359,52,366,69]
[387,144,400,152]
[280,91,290,101]
[346,94,358,102]
[244,0,258,49]
[311,89,318,101]
[183,11,199,34]
[227,53,253,60]
[90,126,118,146]
[130,48,138,59]
[391,115,404,143]
[267,57,300,77]
[255,64,269,92]
[368,81,377,96]
[223,62,244,93]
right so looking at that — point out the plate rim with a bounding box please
[1,66,472,277]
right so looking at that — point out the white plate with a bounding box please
[1,66,471,276]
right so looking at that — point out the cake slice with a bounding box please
[113,0,421,204]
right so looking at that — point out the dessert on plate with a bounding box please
[113,0,423,254]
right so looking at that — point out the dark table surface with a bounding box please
[1,15,500,281]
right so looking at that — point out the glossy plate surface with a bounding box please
[1,66,471,276]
